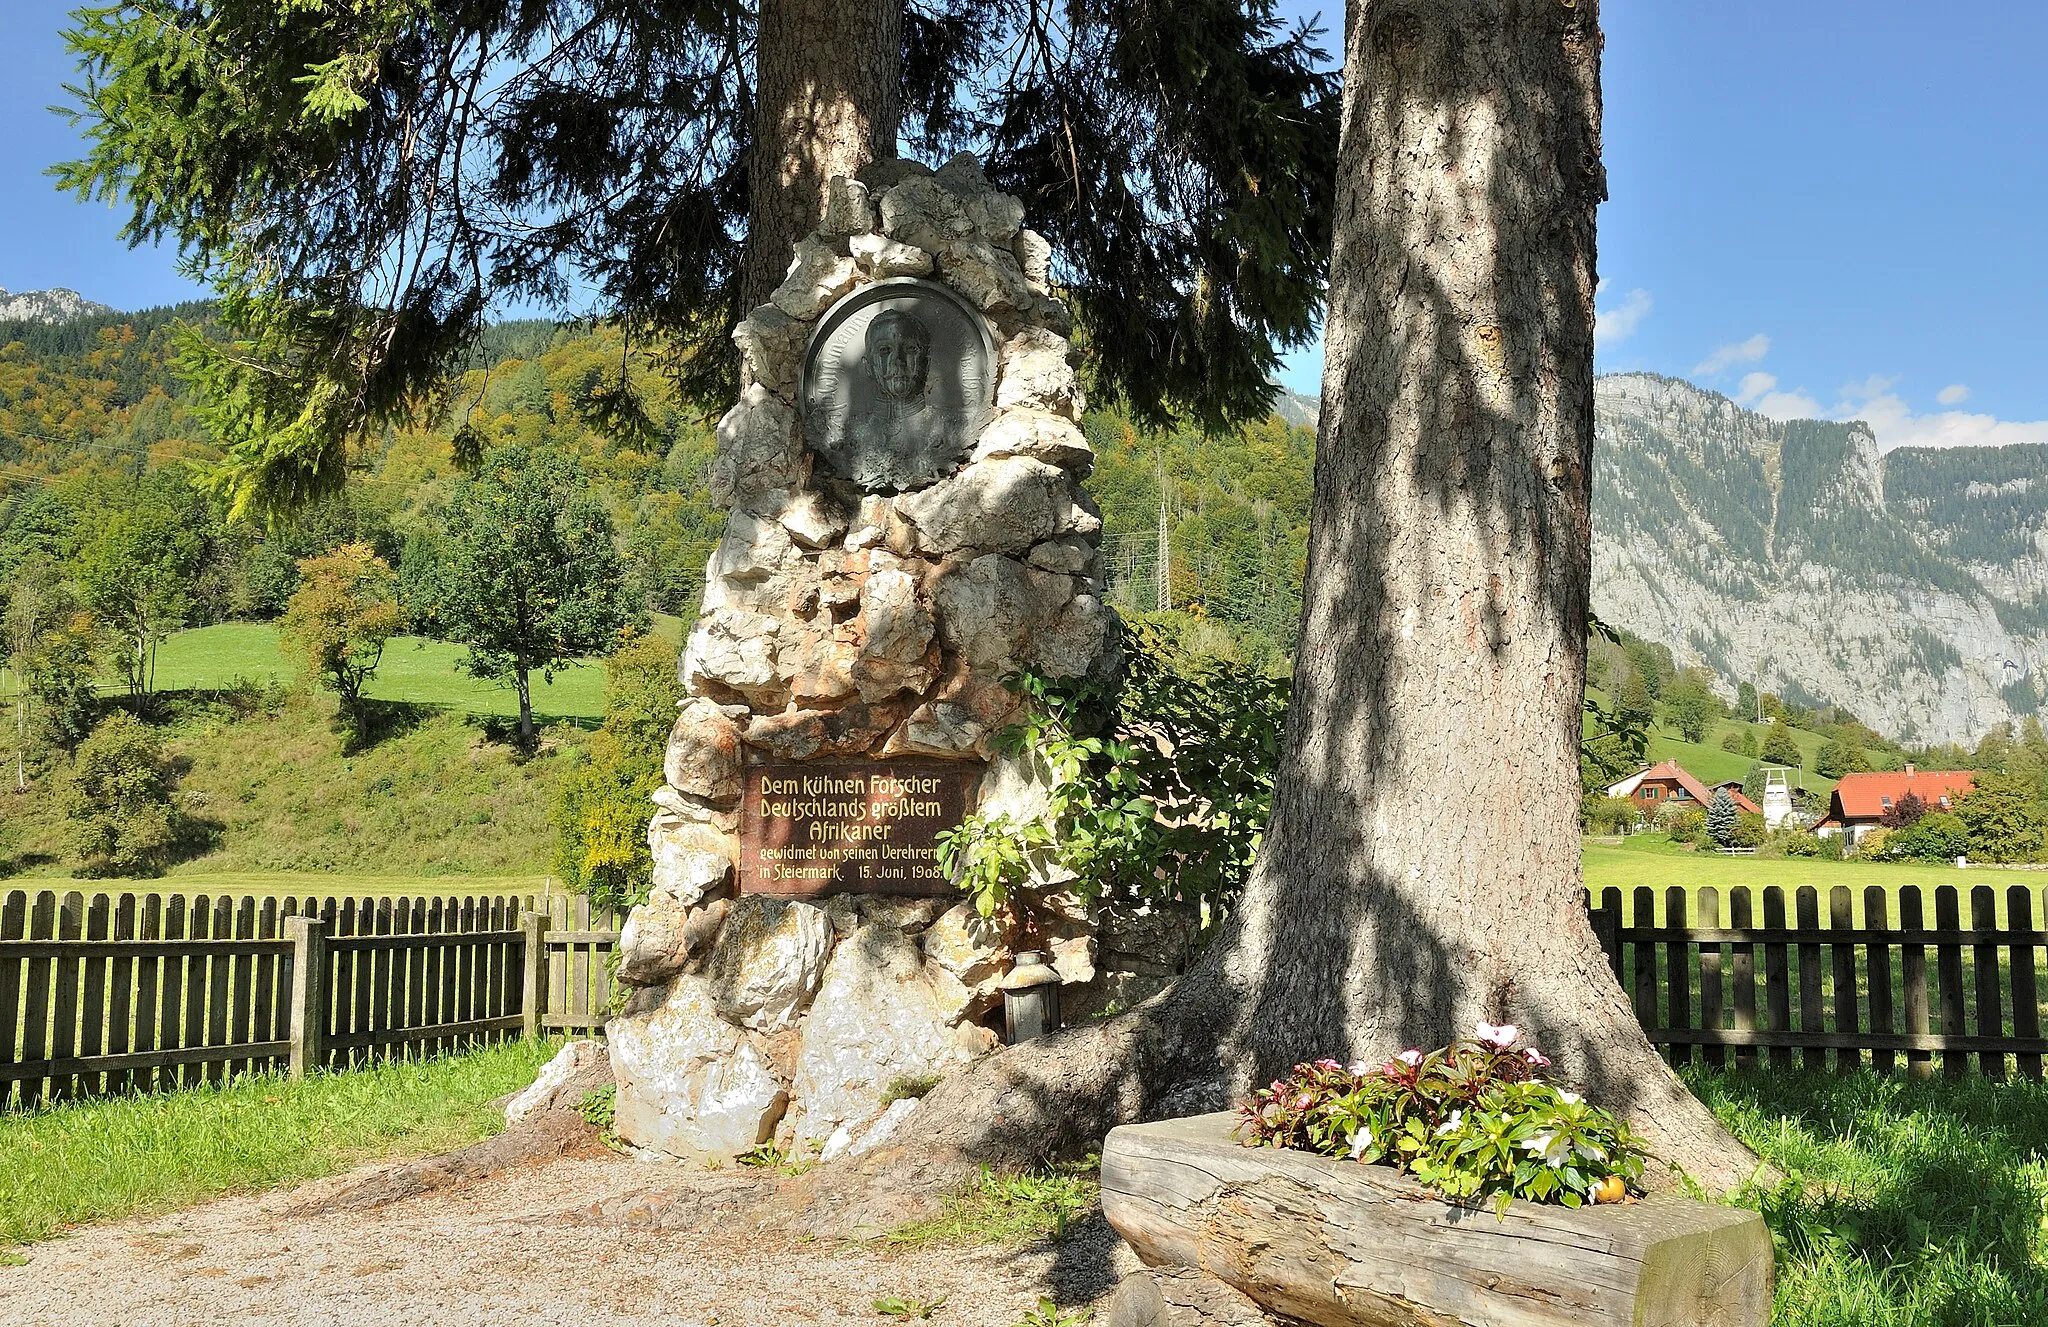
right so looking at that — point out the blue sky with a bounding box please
[5,1,2045,450]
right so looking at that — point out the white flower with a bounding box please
[1556,1089,1582,1106]
[1347,1125,1374,1159]
[1346,1060,1373,1076]
[1395,1049,1424,1068]
[1475,1021,1519,1049]
[1520,1131,1570,1167]
[1575,1140,1607,1163]
[1434,1110,1465,1137]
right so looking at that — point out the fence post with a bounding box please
[286,916,328,1078]
[521,912,550,1041]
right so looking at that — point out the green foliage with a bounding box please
[1662,672,1718,744]
[873,1295,947,1320]
[277,542,403,745]
[56,0,1336,514]
[59,711,187,876]
[1762,721,1805,767]
[1782,831,1839,859]
[1580,795,1639,835]
[883,1073,943,1106]
[938,617,1283,935]
[1706,789,1740,849]
[74,490,206,708]
[1955,773,2047,864]
[1693,1067,2048,1326]
[1661,806,1706,846]
[886,1161,1099,1250]
[1876,811,1969,863]
[1731,810,1768,850]
[417,444,641,746]
[1722,729,1748,754]
[575,1083,616,1133]
[1617,671,1655,731]
[550,632,681,910]
[1236,1032,1647,1213]
[4,565,101,753]
[1815,738,1871,780]
[1581,615,1652,787]
[1012,1301,1092,1327]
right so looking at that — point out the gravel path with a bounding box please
[0,1151,1137,1327]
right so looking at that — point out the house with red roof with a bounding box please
[1813,766,1976,845]
[1605,760,1760,820]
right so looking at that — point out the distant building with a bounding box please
[1606,761,1760,818]
[1812,765,1976,845]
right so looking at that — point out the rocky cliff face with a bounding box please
[0,288,115,323]
[1592,373,2048,745]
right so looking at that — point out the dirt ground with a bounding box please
[0,1150,1139,1327]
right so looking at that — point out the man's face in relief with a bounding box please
[867,313,929,400]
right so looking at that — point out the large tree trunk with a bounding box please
[786,0,1756,1232]
[741,0,903,310]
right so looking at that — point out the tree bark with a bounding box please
[516,665,534,750]
[741,0,903,311]
[787,0,1758,1230]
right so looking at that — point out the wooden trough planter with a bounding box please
[1101,1113,1772,1327]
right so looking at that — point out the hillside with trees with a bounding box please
[0,301,1314,883]
[1591,373,2048,745]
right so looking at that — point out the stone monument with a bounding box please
[606,155,1119,1162]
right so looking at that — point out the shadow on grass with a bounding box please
[349,699,439,751]
[1688,1066,2048,1326]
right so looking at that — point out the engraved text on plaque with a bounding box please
[738,760,977,898]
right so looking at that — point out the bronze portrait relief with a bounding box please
[799,278,997,492]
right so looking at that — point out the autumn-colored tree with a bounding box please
[278,542,404,747]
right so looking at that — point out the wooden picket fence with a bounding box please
[1589,882,2048,1079]
[0,887,623,1111]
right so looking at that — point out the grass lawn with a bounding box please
[1584,836,1983,893]
[1,871,569,904]
[1697,1067,2048,1326]
[1582,837,2042,926]
[0,1038,558,1256]
[144,623,609,724]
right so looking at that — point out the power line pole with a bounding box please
[1155,451,1170,613]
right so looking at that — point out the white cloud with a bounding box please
[1752,388,1826,421]
[1729,370,1826,420]
[1693,334,1771,377]
[1594,287,1653,348]
[1688,336,2043,451]
[1733,371,1777,407]
[1842,392,2048,452]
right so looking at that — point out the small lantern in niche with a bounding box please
[1001,951,1062,1043]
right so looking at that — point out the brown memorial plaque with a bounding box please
[738,760,977,897]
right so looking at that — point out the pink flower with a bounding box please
[1314,1058,1344,1072]
[1396,1049,1424,1068]
[1475,1021,1519,1049]
[1522,1048,1551,1068]
[1346,1060,1373,1076]
[1292,1093,1316,1110]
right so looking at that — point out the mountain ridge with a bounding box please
[1591,372,2045,745]
[0,288,117,324]
[1260,373,2044,745]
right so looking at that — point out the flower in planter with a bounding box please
[1233,1026,1647,1212]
